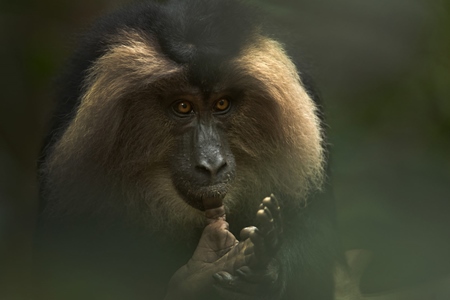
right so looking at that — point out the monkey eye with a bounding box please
[173,101,193,116]
[213,98,231,113]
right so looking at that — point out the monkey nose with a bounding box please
[195,157,228,180]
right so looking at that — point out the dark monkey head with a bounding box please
[41,0,325,235]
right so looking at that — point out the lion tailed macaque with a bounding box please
[35,0,341,299]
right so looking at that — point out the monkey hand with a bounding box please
[213,194,284,300]
[164,195,283,300]
[164,204,240,299]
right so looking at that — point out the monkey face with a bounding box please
[42,31,325,231]
[167,91,237,211]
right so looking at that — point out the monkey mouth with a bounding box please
[178,183,229,211]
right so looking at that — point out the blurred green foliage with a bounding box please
[1,0,449,298]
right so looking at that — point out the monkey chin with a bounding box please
[179,183,229,212]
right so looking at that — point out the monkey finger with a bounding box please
[267,195,283,238]
[205,205,226,224]
[213,271,280,300]
[249,227,263,246]
[259,228,282,258]
[213,271,263,297]
[240,226,257,241]
[261,196,282,234]
[236,266,279,284]
[213,271,235,284]
[256,207,274,236]
[259,195,283,248]
[248,229,271,267]
[252,220,281,260]
[262,194,281,221]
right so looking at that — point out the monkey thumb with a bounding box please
[204,205,226,223]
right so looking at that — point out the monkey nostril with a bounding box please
[195,164,212,177]
[196,160,228,179]
[217,161,227,175]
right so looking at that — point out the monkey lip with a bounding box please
[181,183,229,211]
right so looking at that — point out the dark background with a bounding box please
[1,0,449,299]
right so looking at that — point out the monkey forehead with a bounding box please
[87,30,295,86]
[80,32,234,101]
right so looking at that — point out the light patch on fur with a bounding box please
[50,30,183,169]
[224,36,325,206]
